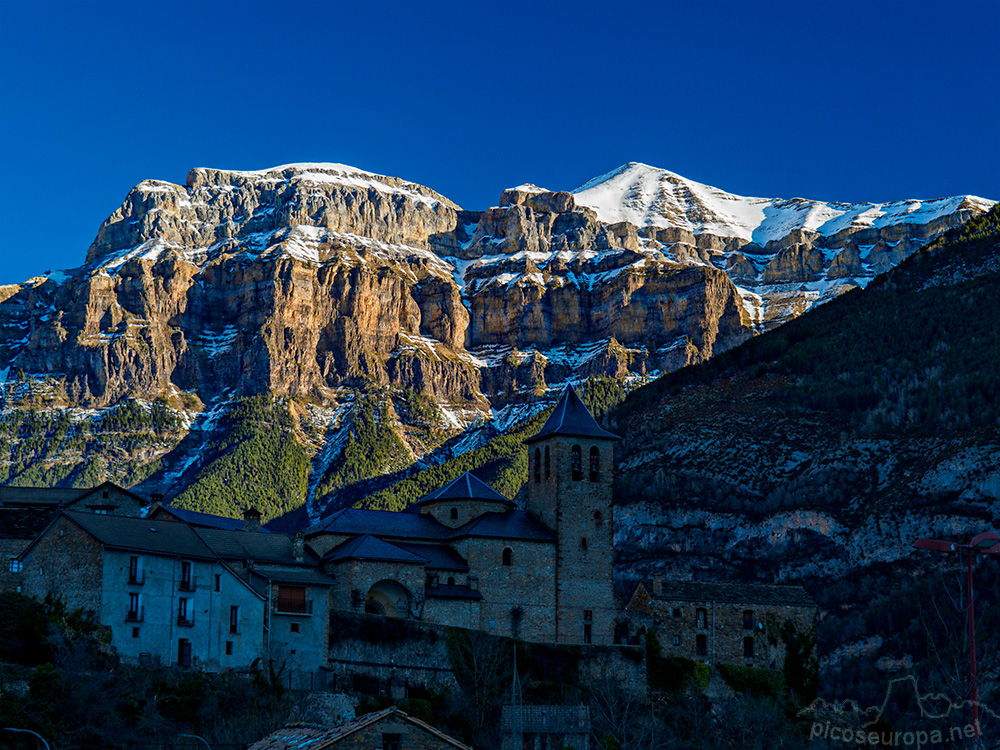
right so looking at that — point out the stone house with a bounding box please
[305,384,619,646]
[501,705,591,750]
[17,510,333,672]
[625,576,817,669]
[1,481,148,591]
[248,707,472,750]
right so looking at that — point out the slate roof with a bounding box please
[193,527,309,565]
[425,583,483,601]
[154,506,256,532]
[0,486,88,507]
[305,507,449,541]
[523,384,619,444]
[249,567,335,587]
[61,511,216,559]
[636,579,816,608]
[448,510,556,542]
[416,472,514,507]
[323,534,428,565]
[248,708,472,750]
[393,542,469,571]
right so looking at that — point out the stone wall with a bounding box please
[0,537,29,592]
[451,537,556,641]
[327,559,427,617]
[336,713,464,750]
[22,515,104,613]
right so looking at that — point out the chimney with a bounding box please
[292,531,305,563]
[243,506,261,533]
[652,574,663,597]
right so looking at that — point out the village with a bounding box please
[1,387,816,749]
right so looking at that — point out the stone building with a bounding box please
[18,510,332,672]
[249,707,472,750]
[625,576,817,669]
[500,705,591,750]
[1,481,148,592]
[305,384,619,645]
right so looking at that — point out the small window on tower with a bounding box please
[589,446,600,482]
[544,446,551,479]
[502,547,513,566]
[744,636,755,659]
[593,510,603,527]
[450,507,458,521]
[534,448,541,483]
[571,445,582,481]
[581,537,588,552]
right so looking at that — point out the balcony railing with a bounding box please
[273,598,313,616]
[178,576,197,592]
[177,614,195,627]
[126,606,144,623]
[128,572,145,585]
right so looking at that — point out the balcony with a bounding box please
[177,614,195,627]
[128,572,145,585]
[126,606,144,623]
[273,598,313,616]
[178,576,197,592]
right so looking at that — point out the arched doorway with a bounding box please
[365,579,412,618]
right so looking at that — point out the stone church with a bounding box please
[305,384,619,645]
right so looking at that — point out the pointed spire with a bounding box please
[524,384,619,444]
[416,471,514,506]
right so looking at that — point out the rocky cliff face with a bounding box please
[0,162,992,519]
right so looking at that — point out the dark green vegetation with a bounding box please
[609,206,1000,733]
[355,375,626,511]
[171,395,309,522]
[0,593,292,750]
[0,397,177,488]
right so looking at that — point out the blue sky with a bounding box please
[1,0,998,284]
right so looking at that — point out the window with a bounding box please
[450,507,458,521]
[215,574,221,592]
[696,608,707,629]
[672,635,680,646]
[178,598,192,626]
[225,641,233,655]
[132,627,140,638]
[502,547,513,566]
[534,448,541,483]
[743,610,754,630]
[128,555,142,584]
[583,623,593,644]
[290,622,300,633]
[589,446,600,482]
[511,607,523,639]
[744,637,755,659]
[544,446,550,479]
[9,559,23,573]
[275,585,308,614]
[447,576,456,586]
[672,607,682,619]
[571,444,582,481]
[230,606,239,634]
[178,638,192,668]
[102,489,110,499]
[127,592,141,621]
[581,537,588,552]
[382,733,401,750]
[696,634,708,657]
[594,510,603,527]
[179,561,194,591]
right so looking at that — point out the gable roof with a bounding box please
[523,384,619,444]
[322,535,428,565]
[154,505,256,531]
[59,511,216,559]
[305,507,449,541]
[248,707,472,750]
[632,579,816,608]
[448,510,556,542]
[0,486,89,507]
[193,527,308,565]
[416,471,514,507]
[249,567,336,587]
[393,542,469,571]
